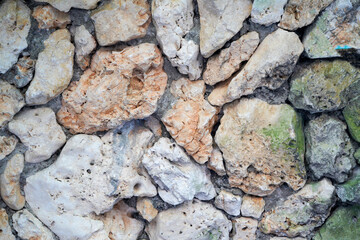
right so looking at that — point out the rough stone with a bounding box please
[336,168,360,203]
[251,0,288,26]
[203,31,260,86]
[144,116,162,137]
[0,135,18,161]
[8,108,66,163]
[259,179,336,237]
[240,195,265,219]
[271,238,306,240]
[232,217,258,240]
[146,200,232,240]
[57,43,167,134]
[91,0,150,46]
[227,29,303,104]
[288,60,360,113]
[136,198,158,222]
[355,148,360,162]
[208,78,232,107]
[343,97,360,142]
[142,137,216,205]
[162,78,218,164]
[215,98,306,196]
[0,0,31,74]
[152,0,202,80]
[25,29,74,105]
[5,56,36,88]
[0,209,15,240]
[35,0,102,12]
[32,5,71,29]
[214,190,242,216]
[207,147,226,176]
[0,81,25,127]
[197,0,252,58]
[74,25,97,70]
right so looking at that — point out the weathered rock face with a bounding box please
[214,190,242,216]
[303,0,360,59]
[25,29,74,105]
[336,168,360,203]
[197,0,252,58]
[91,0,150,46]
[8,108,66,163]
[57,43,167,134]
[136,198,158,222]
[0,209,15,240]
[142,137,215,205]
[207,147,226,176]
[259,179,336,237]
[343,97,360,142]
[215,98,306,196]
[288,60,360,113]
[12,209,55,240]
[35,0,102,12]
[279,0,334,30]
[314,206,360,240]
[5,56,35,88]
[208,78,232,107]
[152,0,202,80]
[0,81,25,128]
[146,201,232,240]
[203,31,260,86]
[226,29,303,104]
[0,0,31,74]
[251,0,288,26]
[144,116,162,137]
[33,5,71,29]
[0,135,17,161]
[232,217,258,240]
[241,195,265,219]
[162,78,218,164]
[271,238,306,240]
[74,25,97,70]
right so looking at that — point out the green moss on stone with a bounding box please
[343,97,360,142]
[354,148,360,163]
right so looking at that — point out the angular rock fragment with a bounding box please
[271,238,306,240]
[136,198,158,222]
[8,108,66,163]
[74,25,97,70]
[146,201,232,240]
[232,217,258,240]
[6,56,35,88]
[207,147,226,176]
[197,0,252,58]
[251,0,288,26]
[57,43,167,134]
[0,209,15,240]
[259,179,336,237]
[33,5,71,29]
[0,135,17,161]
[144,116,162,137]
[215,98,306,196]
[208,78,232,107]
[240,195,265,219]
[0,0,31,74]
[214,190,242,216]
[343,97,360,142]
[25,29,74,105]
[336,168,360,203]
[35,0,101,12]
[0,81,25,127]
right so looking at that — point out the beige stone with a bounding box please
[232,217,258,240]
[57,43,167,134]
[0,209,15,240]
[136,198,158,222]
[207,147,226,176]
[240,195,265,219]
[214,190,242,216]
[0,135,18,161]
[74,25,97,70]
[32,5,71,29]
[208,78,232,107]
[35,0,101,12]
[0,81,25,128]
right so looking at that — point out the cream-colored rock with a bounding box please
[144,116,162,137]
[136,198,158,222]
[251,0,288,26]
[0,209,15,240]
[208,78,232,107]
[57,43,167,134]
[197,0,252,58]
[214,190,242,216]
[240,195,265,219]
[162,78,218,164]
[0,154,25,210]
[32,5,71,29]
[0,0,31,73]
[35,0,101,12]
[152,0,202,80]
[0,135,18,161]
[232,217,258,240]
[203,31,260,86]
[0,81,25,127]
[74,25,97,70]
[8,108,66,163]
[26,29,74,105]
[207,147,226,176]
[12,209,55,240]
[227,29,303,104]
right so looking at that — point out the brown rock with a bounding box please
[0,209,15,240]
[208,78,231,107]
[57,43,167,134]
[32,5,71,29]
[0,135,17,161]
[241,195,265,219]
[136,198,158,222]
[6,56,36,88]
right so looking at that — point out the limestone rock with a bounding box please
[0,81,25,127]
[25,29,74,105]
[208,78,232,107]
[12,209,55,240]
[197,0,252,58]
[271,238,306,240]
[232,217,258,240]
[162,78,218,164]
[144,116,162,137]
[203,31,260,86]
[207,147,226,176]
[57,43,167,134]
[240,195,265,219]
[6,56,35,88]
[35,0,101,12]
[0,0,31,74]
[305,114,355,182]
[74,25,97,70]
[136,198,158,222]
[0,135,18,161]
[33,5,71,29]
[251,0,288,26]
[0,209,15,240]
[288,60,360,113]
[215,98,306,196]
[91,0,150,46]
[152,0,202,80]
[279,0,334,30]
[142,137,215,205]
[214,190,242,216]
[227,29,303,104]
[259,179,336,237]
[336,168,360,203]
[343,97,360,142]
[8,108,66,163]
[146,200,232,240]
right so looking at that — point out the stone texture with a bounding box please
[343,97,360,142]
[74,25,97,70]
[6,56,36,88]
[136,198,158,222]
[32,5,71,29]
[232,217,258,240]
[208,78,232,107]
[215,98,306,196]
[279,0,334,30]
[336,168,360,203]
[0,135,18,161]
[240,195,265,219]
[271,238,306,240]
[251,0,288,26]
[0,209,15,240]
[12,209,55,240]
[142,137,215,205]
[214,190,242,216]
[207,147,226,176]
[152,0,202,80]
[203,31,260,86]
[0,0,31,74]
[146,200,232,240]
[144,116,162,137]
[25,29,74,105]
[57,43,167,134]
[91,0,150,46]
[0,81,25,128]
[35,0,101,12]
[289,60,360,113]
[227,29,303,104]
[259,179,336,237]
[8,108,66,163]
[162,78,218,164]
[197,0,252,58]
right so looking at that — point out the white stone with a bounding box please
[35,0,101,12]
[251,0,288,26]
[0,81,25,128]
[74,25,96,70]
[8,108,66,163]
[240,195,265,219]
[232,217,258,240]
[214,190,242,216]
[0,135,18,161]
[0,209,15,240]
[207,147,226,176]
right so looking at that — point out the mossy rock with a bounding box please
[343,97,360,143]
[336,168,360,203]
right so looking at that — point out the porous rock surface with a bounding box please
[0,81,25,128]
[0,135,18,161]
[232,217,258,240]
[35,0,102,12]
[240,195,265,219]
